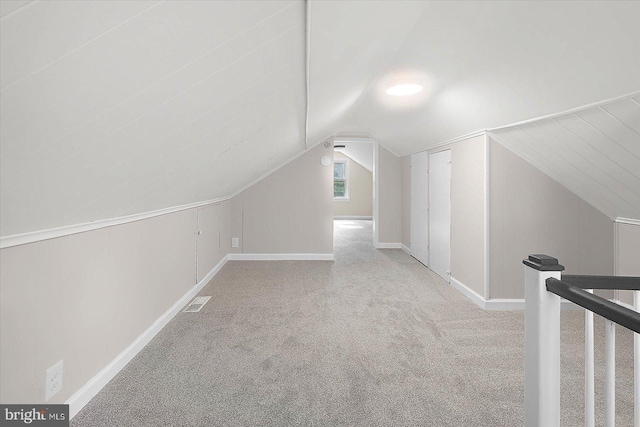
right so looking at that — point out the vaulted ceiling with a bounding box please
[1,1,639,236]
[1,1,306,236]
[308,1,640,155]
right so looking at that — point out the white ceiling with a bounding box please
[1,1,639,236]
[308,1,640,156]
[490,94,640,221]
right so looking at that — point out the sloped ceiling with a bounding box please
[2,1,640,237]
[490,94,640,221]
[308,1,640,156]
[1,1,306,236]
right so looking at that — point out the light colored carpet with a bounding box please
[72,220,634,426]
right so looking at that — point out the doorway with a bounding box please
[332,141,374,220]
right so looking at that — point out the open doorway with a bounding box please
[333,219,373,260]
[332,138,374,254]
[332,141,373,220]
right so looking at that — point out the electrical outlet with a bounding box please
[231,237,239,248]
[45,360,63,401]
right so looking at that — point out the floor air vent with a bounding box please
[183,296,211,313]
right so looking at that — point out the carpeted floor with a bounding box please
[72,220,634,426]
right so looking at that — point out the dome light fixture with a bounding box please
[386,84,423,96]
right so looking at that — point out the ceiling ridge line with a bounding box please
[0,1,164,92]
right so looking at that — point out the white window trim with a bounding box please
[334,158,350,201]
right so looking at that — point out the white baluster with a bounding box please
[585,289,595,427]
[605,319,616,427]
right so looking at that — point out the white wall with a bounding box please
[430,136,486,296]
[489,139,613,299]
[377,145,402,245]
[230,142,334,255]
[401,155,411,249]
[615,221,640,306]
[403,137,486,290]
[196,203,231,281]
[333,152,372,218]
[0,138,336,411]
[0,202,229,405]
[402,134,617,303]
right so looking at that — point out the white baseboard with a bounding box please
[334,216,373,220]
[485,299,525,311]
[66,254,229,419]
[450,276,580,311]
[374,242,402,249]
[401,244,411,255]
[450,277,487,308]
[228,253,334,261]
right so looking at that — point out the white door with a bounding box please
[410,151,429,266]
[428,150,451,282]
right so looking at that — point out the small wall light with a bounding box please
[320,156,331,167]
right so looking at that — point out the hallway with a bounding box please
[71,221,633,426]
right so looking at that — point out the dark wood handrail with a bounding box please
[546,278,640,334]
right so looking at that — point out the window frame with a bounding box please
[333,158,350,201]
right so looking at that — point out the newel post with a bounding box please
[524,254,565,427]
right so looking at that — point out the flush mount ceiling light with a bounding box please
[386,84,423,96]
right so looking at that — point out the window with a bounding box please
[334,158,349,200]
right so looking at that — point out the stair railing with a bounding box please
[523,254,640,427]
